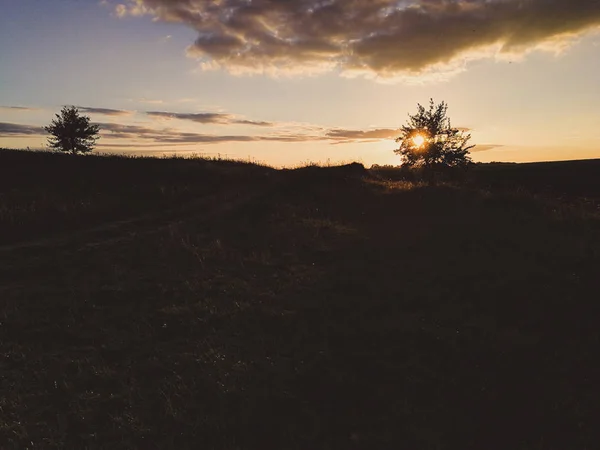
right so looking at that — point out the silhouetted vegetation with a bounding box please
[395,100,473,182]
[1,148,599,449]
[44,106,100,154]
[469,159,600,200]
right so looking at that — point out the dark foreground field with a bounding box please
[1,149,600,449]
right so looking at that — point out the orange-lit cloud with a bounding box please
[113,0,600,79]
[327,128,401,141]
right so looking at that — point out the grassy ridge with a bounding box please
[0,149,275,245]
[469,159,600,198]
[1,149,600,449]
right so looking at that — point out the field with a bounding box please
[1,148,599,449]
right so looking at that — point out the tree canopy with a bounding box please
[395,100,474,171]
[44,106,100,154]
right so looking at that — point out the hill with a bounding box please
[1,149,600,449]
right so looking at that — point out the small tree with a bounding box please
[395,100,474,180]
[44,106,100,154]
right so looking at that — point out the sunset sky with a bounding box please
[1,0,600,167]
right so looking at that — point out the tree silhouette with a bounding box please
[395,100,474,178]
[44,106,100,154]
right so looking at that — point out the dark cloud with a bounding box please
[77,106,133,116]
[100,121,389,144]
[115,0,600,77]
[146,111,275,126]
[0,122,44,136]
[0,106,40,112]
[98,121,315,143]
[98,122,159,139]
[99,123,157,134]
[147,111,234,124]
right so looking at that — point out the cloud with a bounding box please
[98,122,162,139]
[146,111,234,124]
[471,144,503,153]
[114,0,600,79]
[0,122,44,136]
[233,119,274,127]
[0,106,40,112]
[2,119,445,145]
[95,142,191,148]
[146,110,275,126]
[98,121,357,144]
[1,105,134,117]
[77,106,133,116]
[100,121,320,143]
[327,128,401,141]
[97,121,255,142]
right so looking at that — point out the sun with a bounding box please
[412,133,426,148]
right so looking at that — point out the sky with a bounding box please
[1,0,600,167]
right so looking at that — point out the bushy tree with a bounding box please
[44,106,100,154]
[395,100,474,176]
